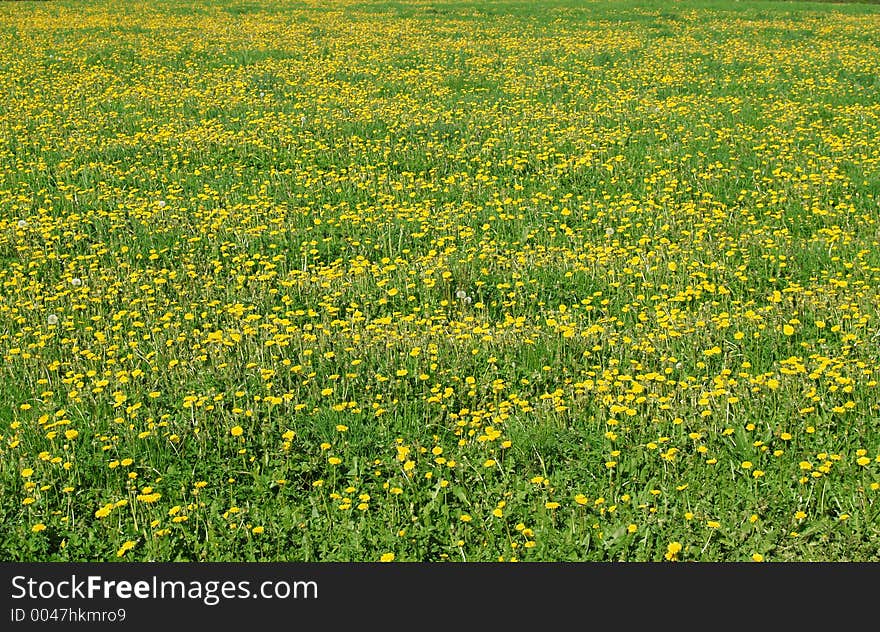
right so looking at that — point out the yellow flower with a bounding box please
[460,514,472,523]
[664,541,683,561]
[20,468,34,478]
[545,502,560,510]
[379,552,395,562]
[751,553,764,562]
[230,426,244,437]
[116,540,137,557]
[574,494,588,506]
[857,457,871,466]
[31,523,47,533]
[252,526,264,534]
[64,429,79,440]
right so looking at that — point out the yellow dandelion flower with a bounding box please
[665,542,683,561]
[116,541,137,557]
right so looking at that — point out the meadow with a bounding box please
[1,0,879,561]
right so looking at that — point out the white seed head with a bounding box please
[17,219,28,229]
[455,289,467,299]
[156,200,166,208]
[605,227,615,237]
[70,277,82,287]
[47,314,59,325]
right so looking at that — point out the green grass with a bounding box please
[0,0,879,562]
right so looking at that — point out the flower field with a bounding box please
[1,0,880,561]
